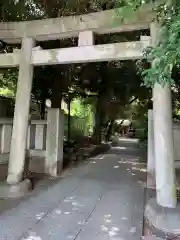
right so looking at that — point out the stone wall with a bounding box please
[0,119,46,164]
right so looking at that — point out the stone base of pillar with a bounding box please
[147,172,156,189]
[0,179,31,199]
[45,160,63,179]
[145,197,180,237]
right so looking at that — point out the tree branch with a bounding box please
[128,96,138,105]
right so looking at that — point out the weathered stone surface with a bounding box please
[45,108,64,177]
[0,179,31,199]
[145,197,180,235]
[0,40,151,68]
[0,139,145,240]
[0,4,154,43]
[142,237,164,240]
[7,37,35,185]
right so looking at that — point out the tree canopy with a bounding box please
[142,0,180,87]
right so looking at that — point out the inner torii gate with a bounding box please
[0,4,177,208]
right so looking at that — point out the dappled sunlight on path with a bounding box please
[0,139,146,240]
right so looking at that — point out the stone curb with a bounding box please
[145,197,180,238]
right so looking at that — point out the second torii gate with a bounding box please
[0,3,177,208]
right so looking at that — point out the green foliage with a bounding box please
[114,0,152,25]
[136,127,147,142]
[0,69,17,98]
[124,98,149,142]
[0,0,44,21]
[143,1,180,87]
[64,115,85,139]
[71,97,94,136]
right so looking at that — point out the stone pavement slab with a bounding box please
[0,139,146,240]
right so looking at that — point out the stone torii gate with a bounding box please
[0,4,177,208]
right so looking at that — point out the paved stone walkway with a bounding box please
[0,139,146,240]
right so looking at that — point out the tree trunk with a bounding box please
[51,79,62,108]
[40,98,46,119]
[105,119,115,141]
[93,97,103,143]
[67,94,71,141]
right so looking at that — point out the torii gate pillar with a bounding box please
[7,37,35,185]
[151,23,177,208]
